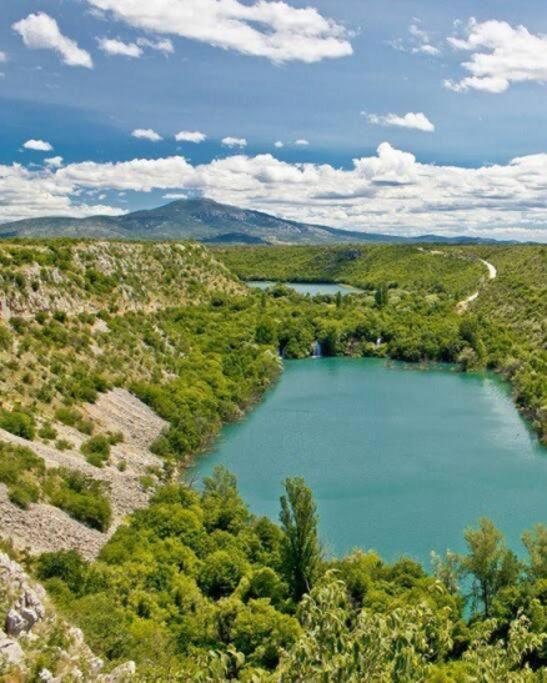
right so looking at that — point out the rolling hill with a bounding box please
[0,198,508,244]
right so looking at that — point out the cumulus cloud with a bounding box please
[23,139,54,152]
[222,137,247,148]
[0,51,7,63]
[98,36,174,57]
[12,12,93,68]
[1,144,546,240]
[295,139,310,146]
[84,0,352,63]
[175,131,206,143]
[44,156,63,168]
[98,37,143,57]
[445,19,547,93]
[365,112,435,133]
[131,128,163,142]
[136,37,173,54]
[274,141,284,148]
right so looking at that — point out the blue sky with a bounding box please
[1,0,546,239]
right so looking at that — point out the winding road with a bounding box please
[457,258,497,312]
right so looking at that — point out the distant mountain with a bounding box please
[0,198,512,244]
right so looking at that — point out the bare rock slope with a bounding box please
[0,389,167,559]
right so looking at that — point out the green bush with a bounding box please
[55,407,82,427]
[0,408,36,440]
[8,481,40,508]
[55,439,73,451]
[46,469,112,532]
[80,434,111,468]
[38,423,58,441]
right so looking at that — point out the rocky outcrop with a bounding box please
[0,551,135,680]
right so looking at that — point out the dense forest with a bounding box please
[0,239,544,679]
[31,472,547,680]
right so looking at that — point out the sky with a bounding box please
[0,0,546,240]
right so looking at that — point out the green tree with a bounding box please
[279,477,321,601]
[461,518,520,617]
[375,282,389,308]
[522,523,547,580]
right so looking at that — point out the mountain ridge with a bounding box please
[0,198,517,244]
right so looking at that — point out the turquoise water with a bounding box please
[246,281,358,295]
[193,358,546,565]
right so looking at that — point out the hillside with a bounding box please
[0,240,544,679]
[0,198,512,245]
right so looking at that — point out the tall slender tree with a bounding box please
[279,477,321,601]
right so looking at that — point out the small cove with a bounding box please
[192,357,546,565]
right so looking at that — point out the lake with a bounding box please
[246,281,358,295]
[192,357,547,565]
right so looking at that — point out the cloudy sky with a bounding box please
[1,0,546,240]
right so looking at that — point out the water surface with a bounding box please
[193,358,546,564]
[246,281,358,295]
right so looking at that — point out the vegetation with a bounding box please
[0,441,111,530]
[216,243,546,442]
[35,469,546,679]
[0,239,544,678]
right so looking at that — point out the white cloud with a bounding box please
[131,128,163,142]
[413,44,440,56]
[274,141,284,148]
[12,12,93,68]
[445,18,547,93]
[137,37,173,54]
[222,137,247,148]
[23,139,54,152]
[175,130,206,143]
[44,156,63,168]
[365,112,435,133]
[98,37,143,57]
[84,0,352,64]
[295,139,310,146]
[390,21,440,56]
[0,52,7,63]
[2,144,546,240]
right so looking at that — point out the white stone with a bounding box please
[0,634,24,665]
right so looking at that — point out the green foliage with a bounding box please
[0,441,110,528]
[45,469,112,532]
[0,408,35,440]
[80,434,111,468]
[280,477,321,601]
[35,471,547,679]
[461,518,521,617]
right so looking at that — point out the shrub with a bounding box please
[8,481,40,509]
[55,407,82,427]
[55,439,73,451]
[0,408,36,440]
[38,423,58,441]
[46,469,112,531]
[0,324,12,351]
[81,434,111,468]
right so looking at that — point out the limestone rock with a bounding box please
[101,660,136,681]
[5,608,26,636]
[0,632,24,665]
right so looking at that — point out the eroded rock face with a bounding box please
[0,551,135,680]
